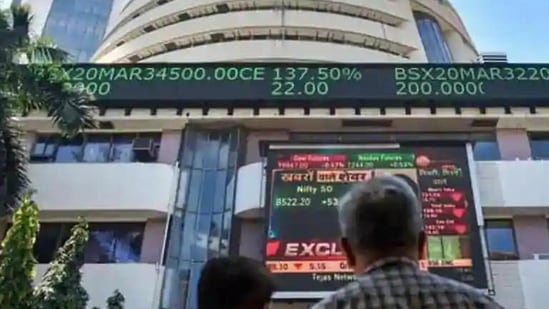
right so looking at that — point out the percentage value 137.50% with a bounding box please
[273,67,363,81]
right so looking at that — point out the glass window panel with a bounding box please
[199,170,217,213]
[55,135,83,162]
[32,142,46,157]
[220,211,232,255]
[186,263,203,309]
[83,135,111,162]
[84,223,144,263]
[180,213,196,260]
[186,169,203,212]
[34,223,64,263]
[31,136,57,162]
[203,134,220,168]
[208,213,223,254]
[414,12,453,63]
[485,220,518,260]
[165,215,182,262]
[44,143,57,157]
[224,168,236,211]
[182,131,198,167]
[217,143,230,169]
[228,132,240,167]
[473,141,501,161]
[192,133,209,168]
[42,0,113,62]
[213,170,227,213]
[530,140,549,160]
[191,214,211,260]
[111,135,134,162]
[175,169,190,209]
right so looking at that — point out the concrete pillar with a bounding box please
[158,130,182,164]
[496,129,531,160]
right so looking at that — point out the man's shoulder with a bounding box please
[311,272,503,308]
[421,272,502,306]
[310,279,372,309]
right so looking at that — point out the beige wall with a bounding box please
[496,129,531,160]
[22,131,37,157]
[140,218,167,263]
[238,219,264,260]
[514,216,549,259]
[245,131,289,164]
[93,0,477,63]
[158,130,182,164]
[29,163,176,214]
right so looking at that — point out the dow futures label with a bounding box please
[26,63,549,106]
[265,146,488,293]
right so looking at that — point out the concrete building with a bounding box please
[92,0,477,63]
[3,1,549,309]
[4,0,128,62]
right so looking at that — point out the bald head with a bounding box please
[338,175,423,254]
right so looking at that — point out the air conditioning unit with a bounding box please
[132,137,157,162]
[533,253,549,260]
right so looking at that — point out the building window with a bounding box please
[485,220,519,260]
[529,133,549,160]
[473,141,501,161]
[24,222,145,263]
[30,133,161,163]
[414,11,454,63]
[85,223,144,263]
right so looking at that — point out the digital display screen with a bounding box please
[42,63,549,106]
[265,145,488,293]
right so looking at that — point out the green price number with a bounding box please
[321,198,339,207]
[271,81,329,96]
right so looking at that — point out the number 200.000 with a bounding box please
[272,81,329,96]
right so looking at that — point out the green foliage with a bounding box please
[107,290,125,309]
[0,195,39,309]
[0,5,94,212]
[0,198,127,308]
[33,219,90,309]
[90,289,125,309]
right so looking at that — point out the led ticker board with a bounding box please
[43,63,549,106]
[265,145,488,293]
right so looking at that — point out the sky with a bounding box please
[451,0,549,63]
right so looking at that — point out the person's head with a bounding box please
[337,175,425,274]
[198,256,276,309]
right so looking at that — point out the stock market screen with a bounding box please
[265,145,488,292]
[35,63,549,106]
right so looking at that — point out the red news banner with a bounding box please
[265,240,472,274]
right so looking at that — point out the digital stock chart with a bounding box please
[265,145,487,292]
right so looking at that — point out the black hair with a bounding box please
[393,174,420,197]
[338,175,423,252]
[198,256,276,309]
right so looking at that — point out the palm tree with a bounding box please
[0,5,94,214]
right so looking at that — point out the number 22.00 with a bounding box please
[272,81,295,95]
[272,81,329,96]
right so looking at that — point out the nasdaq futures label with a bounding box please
[49,64,549,103]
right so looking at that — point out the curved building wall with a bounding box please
[93,0,477,63]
